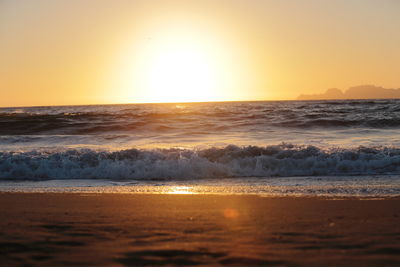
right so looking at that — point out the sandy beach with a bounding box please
[0,193,399,266]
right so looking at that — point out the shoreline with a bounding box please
[1,193,399,265]
[1,191,399,200]
[1,176,399,198]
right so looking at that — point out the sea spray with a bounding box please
[1,144,400,180]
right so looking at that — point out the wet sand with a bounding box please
[0,193,399,266]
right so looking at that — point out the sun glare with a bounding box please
[167,186,195,195]
[143,47,219,103]
[110,21,248,104]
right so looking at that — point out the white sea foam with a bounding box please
[1,144,400,180]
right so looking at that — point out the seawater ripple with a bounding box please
[1,100,400,135]
[1,144,400,180]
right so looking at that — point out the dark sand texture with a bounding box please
[0,193,400,266]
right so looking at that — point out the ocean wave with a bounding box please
[1,144,400,180]
[0,100,400,135]
[2,100,400,135]
[2,112,400,136]
[274,118,400,128]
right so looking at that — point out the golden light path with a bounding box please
[166,186,197,195]
[164,186,240,220]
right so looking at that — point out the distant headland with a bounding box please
[297,85,400,100]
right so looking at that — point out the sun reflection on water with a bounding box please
[167,186,196,194]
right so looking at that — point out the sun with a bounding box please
[110,21,249,104]
[140,44,220,103]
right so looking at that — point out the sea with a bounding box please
[1,99,400,197]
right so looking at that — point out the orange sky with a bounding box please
[1,0,400,107]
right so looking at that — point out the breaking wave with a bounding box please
[1,144,400,180]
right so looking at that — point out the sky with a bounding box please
[1,0,400,107]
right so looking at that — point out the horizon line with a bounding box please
[2,97,400,109]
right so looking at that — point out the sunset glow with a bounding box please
[1,0,400,107]
[111,21,249,103]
